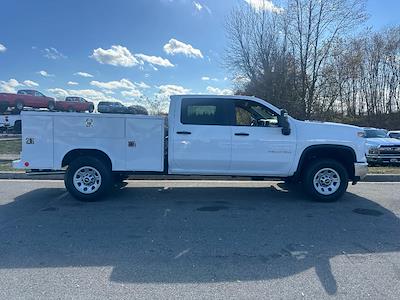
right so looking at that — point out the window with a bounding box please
[35,91,44,97]
[181,98,229,125]
[365,129,388,138]
[234,100,279,127]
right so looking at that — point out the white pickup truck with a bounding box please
[13,95,368,202]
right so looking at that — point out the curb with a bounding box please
[0,172,399,182]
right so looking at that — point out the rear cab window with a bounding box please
[180,98,231,126]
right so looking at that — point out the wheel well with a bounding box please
[62,149,112,169]
[296,145,356,179]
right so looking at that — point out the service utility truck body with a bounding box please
[13,95,368,202]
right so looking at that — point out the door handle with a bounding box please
[235,132,249,136]
[177,131,191,135]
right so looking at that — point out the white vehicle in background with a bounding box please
[13,95,368,202]
[364,128,400,165]
[0,114,22,134]
[388,131,400,140]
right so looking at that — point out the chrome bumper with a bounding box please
[354,162,368,180]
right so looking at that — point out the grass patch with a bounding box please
[0,139,22,155]
[0,161,15,171]
[368,166,400,174]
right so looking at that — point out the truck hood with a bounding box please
[294,119,363,139]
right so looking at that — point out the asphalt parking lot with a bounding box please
[0,180,399,299]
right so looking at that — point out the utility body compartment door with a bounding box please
[125,117,164,172]
[21,115,54,169]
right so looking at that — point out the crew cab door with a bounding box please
[169,97,232,174]
[229,99,296,176]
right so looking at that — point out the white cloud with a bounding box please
[135,54,174,68]
[206,86,233,95]
[67,81,79,86]
[0,43,6,52]
[121,89,143,98]
[136,81,151,89]
[37,70,54,77]
[42,47,66,60]
[91,45,140,67]
[193,1,202,11]
[23,80,39,87]
[201,76,219,81]
[157,84,191,97]
[90,79,136,90]
[0,79,22,93]
[0,79,40,93]
[47,88,69,98]
[243,0,283,13]
[74,72,93,78]
[163,38,203,59]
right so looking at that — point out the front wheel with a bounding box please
[48,101,55,111]
[304,159,349,202]
[65,156,112,201]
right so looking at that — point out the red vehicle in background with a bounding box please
[55,97,94,112]
[0,90,55,113]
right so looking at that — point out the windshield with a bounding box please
[365,129,388,138]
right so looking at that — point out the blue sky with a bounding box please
[0,0,399,106]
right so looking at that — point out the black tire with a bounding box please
[13,120,22,134]
[64,156,112,201]
[48,101,55,111]
[0,103,8,113]
[303,159,349,202]
[68,107,75,112]
[15,100,24,112]
[88,105,94,113]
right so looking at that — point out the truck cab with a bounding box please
[13,95,368,202]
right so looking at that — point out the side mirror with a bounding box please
[280,109,291,136]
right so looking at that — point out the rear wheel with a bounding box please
[304,159,348,202]
[88,105,94,113]
[13,120,22,134]
[0,103,8,113]
[48,101,55,111]
[65,156,112,201]
[15,100,24,112]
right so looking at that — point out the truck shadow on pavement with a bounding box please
[0,184,399,295]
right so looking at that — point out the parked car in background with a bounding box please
[128,105,148,115]
[388,131,400,140]
[364,128,400,165]
[55,97,94,113]
[0,90,55,113]
[97,101,129,114]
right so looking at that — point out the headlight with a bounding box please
[357,131,366,138]
[369,147,379,154]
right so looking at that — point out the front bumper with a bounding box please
[354,162,368,180]
[367,154,400,164]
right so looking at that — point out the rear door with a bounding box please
[170,98,232,174]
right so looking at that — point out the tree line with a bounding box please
[225,0,400,129]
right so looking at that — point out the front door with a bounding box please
[230,99,296,176]
[170,98,232,174]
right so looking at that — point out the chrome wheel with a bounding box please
[313,168,341,195]
[73,166,102,194]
